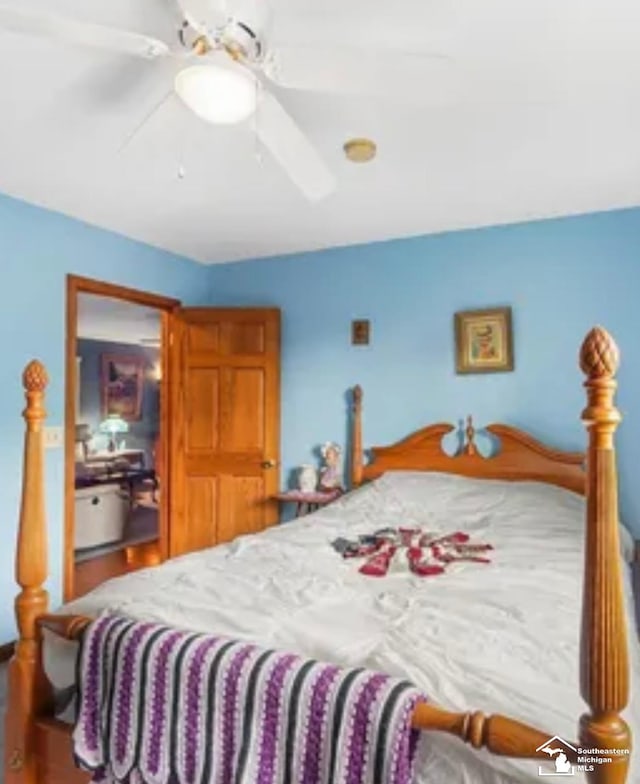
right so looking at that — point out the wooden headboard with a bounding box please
[349,387,586,495]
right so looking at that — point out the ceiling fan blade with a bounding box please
[263,44,452,100]
[253,89,335,201]
[0,5,170,59]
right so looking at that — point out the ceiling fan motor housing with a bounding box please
[221,20,262,62]
[178,19,202,50]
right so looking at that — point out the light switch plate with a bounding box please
[44,426,64,449]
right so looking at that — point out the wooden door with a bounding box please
[169,308,280,557]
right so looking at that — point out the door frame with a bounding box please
[64,274,180,601]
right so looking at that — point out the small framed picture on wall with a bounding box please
[351,319,370,346]
[454,306,514,374]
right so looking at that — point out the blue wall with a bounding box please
[3,194,640,645]
[77,339,160,465]
[208,208,640,532]
[0,194,210,644]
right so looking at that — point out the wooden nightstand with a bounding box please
[273,489,341,517]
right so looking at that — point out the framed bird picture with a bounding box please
[454,307,514,374]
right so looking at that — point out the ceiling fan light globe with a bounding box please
[174,63,257,125]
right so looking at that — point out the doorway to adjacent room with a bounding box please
[65,275,178,600]
[66,276,283,600]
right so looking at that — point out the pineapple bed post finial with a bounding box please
[580,326,621,443]
[578,326,631,784]
[464,415,477,456]
[22,359,48,415]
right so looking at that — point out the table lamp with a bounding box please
[98,415,129,453]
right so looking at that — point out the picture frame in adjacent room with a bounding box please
[454,306,514,374]
[101,354,145,420]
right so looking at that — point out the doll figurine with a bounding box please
[319,442,344,493]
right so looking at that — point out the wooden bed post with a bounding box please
[350,385,364,488]
[579,327,631,784]
[4,361,51,784]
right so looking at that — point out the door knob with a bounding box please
[261,459,277,469]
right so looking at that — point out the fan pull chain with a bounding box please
[176,122,187,181]
[253,79,264,165]
[176,96,200,182]
[117,88,174,155]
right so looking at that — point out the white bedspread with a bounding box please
[48,472,640,784]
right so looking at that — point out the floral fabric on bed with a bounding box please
[332,528,493,577]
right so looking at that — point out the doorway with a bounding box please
[65,275,178,600]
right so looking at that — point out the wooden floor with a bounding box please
[74,550,129,597]
[74,539,161,598]
[73,500,161,597]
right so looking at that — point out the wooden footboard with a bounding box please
[4,328,633,783]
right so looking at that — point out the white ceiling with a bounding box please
[77,292,161,344]
[0,0,639,264]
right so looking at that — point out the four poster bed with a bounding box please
[3,326,636,783]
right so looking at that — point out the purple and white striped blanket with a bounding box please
[73,613,426,784]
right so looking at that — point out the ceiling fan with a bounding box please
[0,1,451,200]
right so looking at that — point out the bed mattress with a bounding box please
[46,471,640,784]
